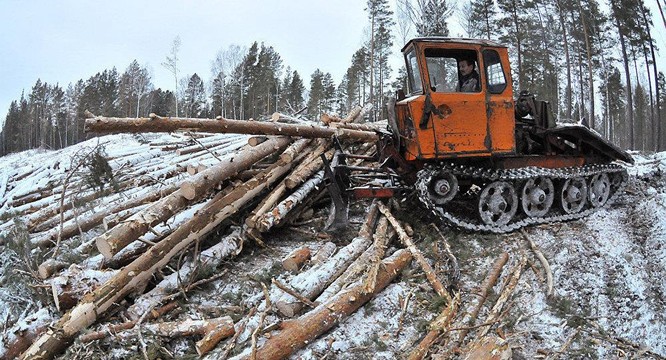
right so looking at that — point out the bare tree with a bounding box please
[162,36,182,117]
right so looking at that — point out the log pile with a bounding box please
[0,108,577,360]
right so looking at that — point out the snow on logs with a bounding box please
[95,136,291,259]
[85,114,379,142]
[18,140,303,360]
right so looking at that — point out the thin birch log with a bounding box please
[283,148,333,189]
[85,115,379,142]
[522,230,554,297]
[96,136,290,259]
[377,202,449,301]
[79,302,178,342]
[256,172,325,233]
[236,249,412,360]
[476,254,527,339]
[107,317,234,340]
[126,228,243,320]
[454,252,510,348]
[281,246,312,272]
[19,148,297,360]
[311,242,337,266]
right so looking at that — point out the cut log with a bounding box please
[48,266,119,311]
[102,204,149,231]
[407,292,461,360]
[19,146,298,360]
[238,249,412,360]
[311,242,336,266]
[126,227,243,320]
[256,172,325,233]
[271,112,308,124]
[85,115,379,142]
[96,136,291,259]
[180,137,291,200]
[377,202,449,300]
[281,246,312,272]
[98,317,234,340]
[476,253,527,339]
[195,318,237,356]
[273,203,379,318]
[274,235,373,318]
[79,302,178,342]
[454,252,509,348]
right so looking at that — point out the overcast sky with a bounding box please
[1,0,665,125]
[0,0,373,119]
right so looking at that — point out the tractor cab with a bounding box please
[393,38,516,162]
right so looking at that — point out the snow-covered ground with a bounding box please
[0,137,665,359]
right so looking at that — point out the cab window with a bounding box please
[424,48,480,93]
[483,49,507,94]
[405,49,423,95]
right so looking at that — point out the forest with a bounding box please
[1,0,665,156]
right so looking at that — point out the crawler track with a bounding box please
[416,163,629,233]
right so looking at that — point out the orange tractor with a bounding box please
[331,37,633,232]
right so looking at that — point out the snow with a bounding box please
[1,134,665,358]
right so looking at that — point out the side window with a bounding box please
[406,49,423,95]
[483,49,507,94]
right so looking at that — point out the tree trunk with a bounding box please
[240,249,412,360]
[96,136,291,259]
[85,115,379,143]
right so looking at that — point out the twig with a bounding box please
[272,278,318,308]
[545,327,580,360]
[251,282,271,360]
[395,288,415,336]
[522,229,553,297]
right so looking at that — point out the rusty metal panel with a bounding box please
[351,187,396,199]
[497,156,585,169]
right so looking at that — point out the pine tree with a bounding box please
[182,73,207,118]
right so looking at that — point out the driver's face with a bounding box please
[459,61,474,76]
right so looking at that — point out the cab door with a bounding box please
[483,48,515,154]
[424,47,489,157]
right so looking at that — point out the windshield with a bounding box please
[406,49,423,95]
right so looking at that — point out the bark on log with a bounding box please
[407,292,461,360]
[311,242,337,266]
[461,335,512,360]
[96,136,291,259]
[0,309,55,360]
[238,249,411,360]
[377,202,449,300]
[256,172,325,233]
[454,252,509,348]
[281,246,312,272]
[93,317,234,340]
[271,112,308,124]
[126,228,243,320]
[274,235,373,318]
[195,318,237,356]
[48,267,119,311]
[180,137,291,200]
[85,115,379,142]
[79,302,178,342]
[19,148,297,360]
[273,204,379,318]
[476,254,527,339]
